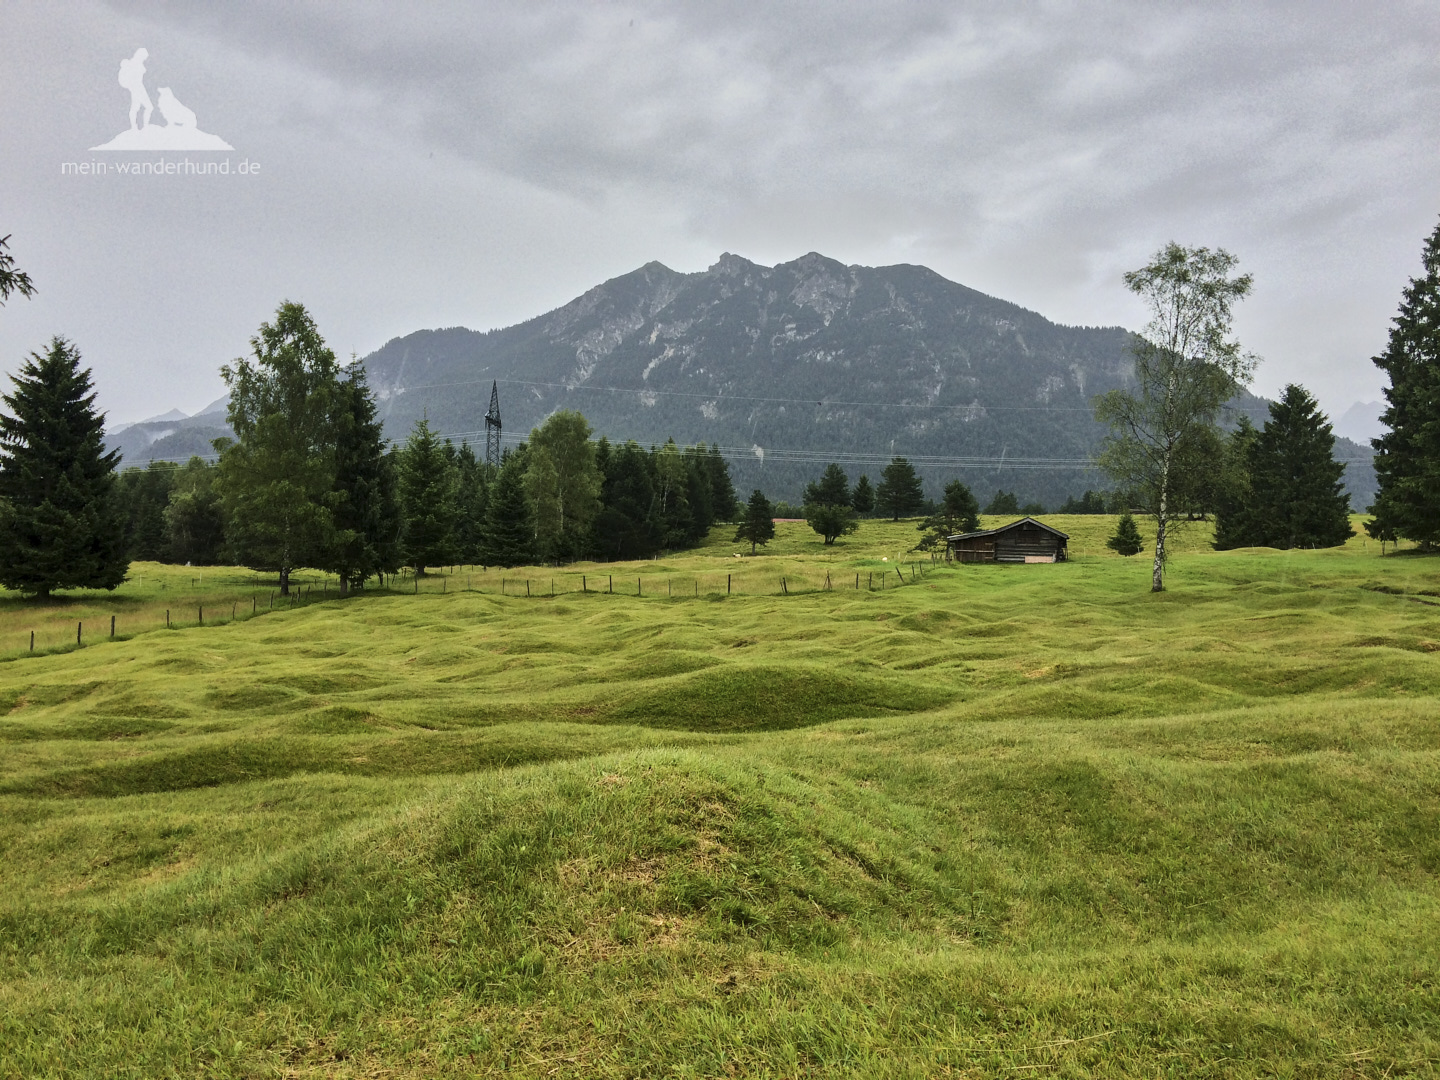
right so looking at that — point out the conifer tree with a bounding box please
[329,367,400,591]
[1368,218,1440,549]
[1107,512,1144,556]
[733,489,776,554]
[0,337,128,597]
[592,440,658,560]
[397,417,457,575]
[984,489,1020,516]
[851,474,874,516]
[916,479,980,550]
[803,463,859,544]
[875,457,925,520]
[0,233,36,306]
[165,457,227,565]
[479,447,535,567]
[116,461,176,561]
[1211,416,1259,550]
[1218,386,1352,549]
[452,441,488,564]
[703,444,739,521]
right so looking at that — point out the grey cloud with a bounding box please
[2,1,1437,421]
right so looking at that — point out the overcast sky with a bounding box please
[2,1,1437,427]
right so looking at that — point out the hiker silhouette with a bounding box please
[118,48,153,130]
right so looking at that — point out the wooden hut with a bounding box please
[946,517,1069,564]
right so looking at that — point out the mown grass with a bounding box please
[1,516,1438,1077]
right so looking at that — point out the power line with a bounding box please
[384,375,1285,417]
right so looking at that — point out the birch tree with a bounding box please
[1096,243,1257,591]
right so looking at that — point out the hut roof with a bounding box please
[947,516,1070,543]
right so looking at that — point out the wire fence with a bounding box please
[2,555,945,660]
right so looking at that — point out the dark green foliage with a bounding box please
[593,440,659,560]
[329,367,401,589]
[701,444,738,522]
[116,461,176,561]
[397,417,457,574]
[803,463,859,544]
[803,503,859,545]
[479,446,535,567]
[984,489,1020,515]
[165,457,226,565]
[1368,218,1440,549]
[1059,490,1110,514]
[733,489,776,554]
[1107,512,1144,555]
[648,439,693,550]
[851,474,874,516]
[216,302,342,594]
[1021,501,1046,515]
[804,463,851,508]
[0,337,128,597]
[1216,387,1353,550]
[916,479,981,550]
[875,457,925,520]
[0,233,36,305]
[452,442,489,564]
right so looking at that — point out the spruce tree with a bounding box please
[1212,416,1259,550]
[0,337,128,597]
[479,447,535,567]
[0,233,36,306]
[115,461,176,561]
[329,367,400,591]
[851,474,875,516]
[703,444,739,521]
[1224,386,1352,549]
[803,463,858,544]
[1368,218,1440,549]
[916,479,980,550]
[984,489,1020,516]
[733,489,776,554]
[875,457,925,520]
[1107,512,1144,556]
[592,440,658,560]
[397,417,457,575]
[166,457,227,565]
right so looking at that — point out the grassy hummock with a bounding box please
[0,517,1436,1076]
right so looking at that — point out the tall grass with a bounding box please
[1,515,1436,1076]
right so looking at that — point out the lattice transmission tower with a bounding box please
[484,380,502,470]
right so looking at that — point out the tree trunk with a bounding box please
[415,565,426,577]
[338,575,350,598]
[1152,451,1170,592]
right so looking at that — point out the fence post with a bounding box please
[609,575,613,594]
[526,580,531,598]
[855,573,859,589]
[166,609,170,628]
[111,615,115,638]
[199,606,203,626]
[782,577,787,595]
[29,630,34,652]
[583,575,587,593]
[77,621,81,646]
[728,574,731,594]
[638,577,641,597]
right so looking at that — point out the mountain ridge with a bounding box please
[109,252,1377,509]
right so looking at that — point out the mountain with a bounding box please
[1333,400,1385,446]
[360,251,1375,508]
[107,252,1376,510]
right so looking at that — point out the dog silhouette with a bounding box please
[156,87,197,129]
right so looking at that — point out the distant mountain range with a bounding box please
[108,251,1378,509]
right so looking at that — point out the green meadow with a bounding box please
[1,517,1438,1077]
